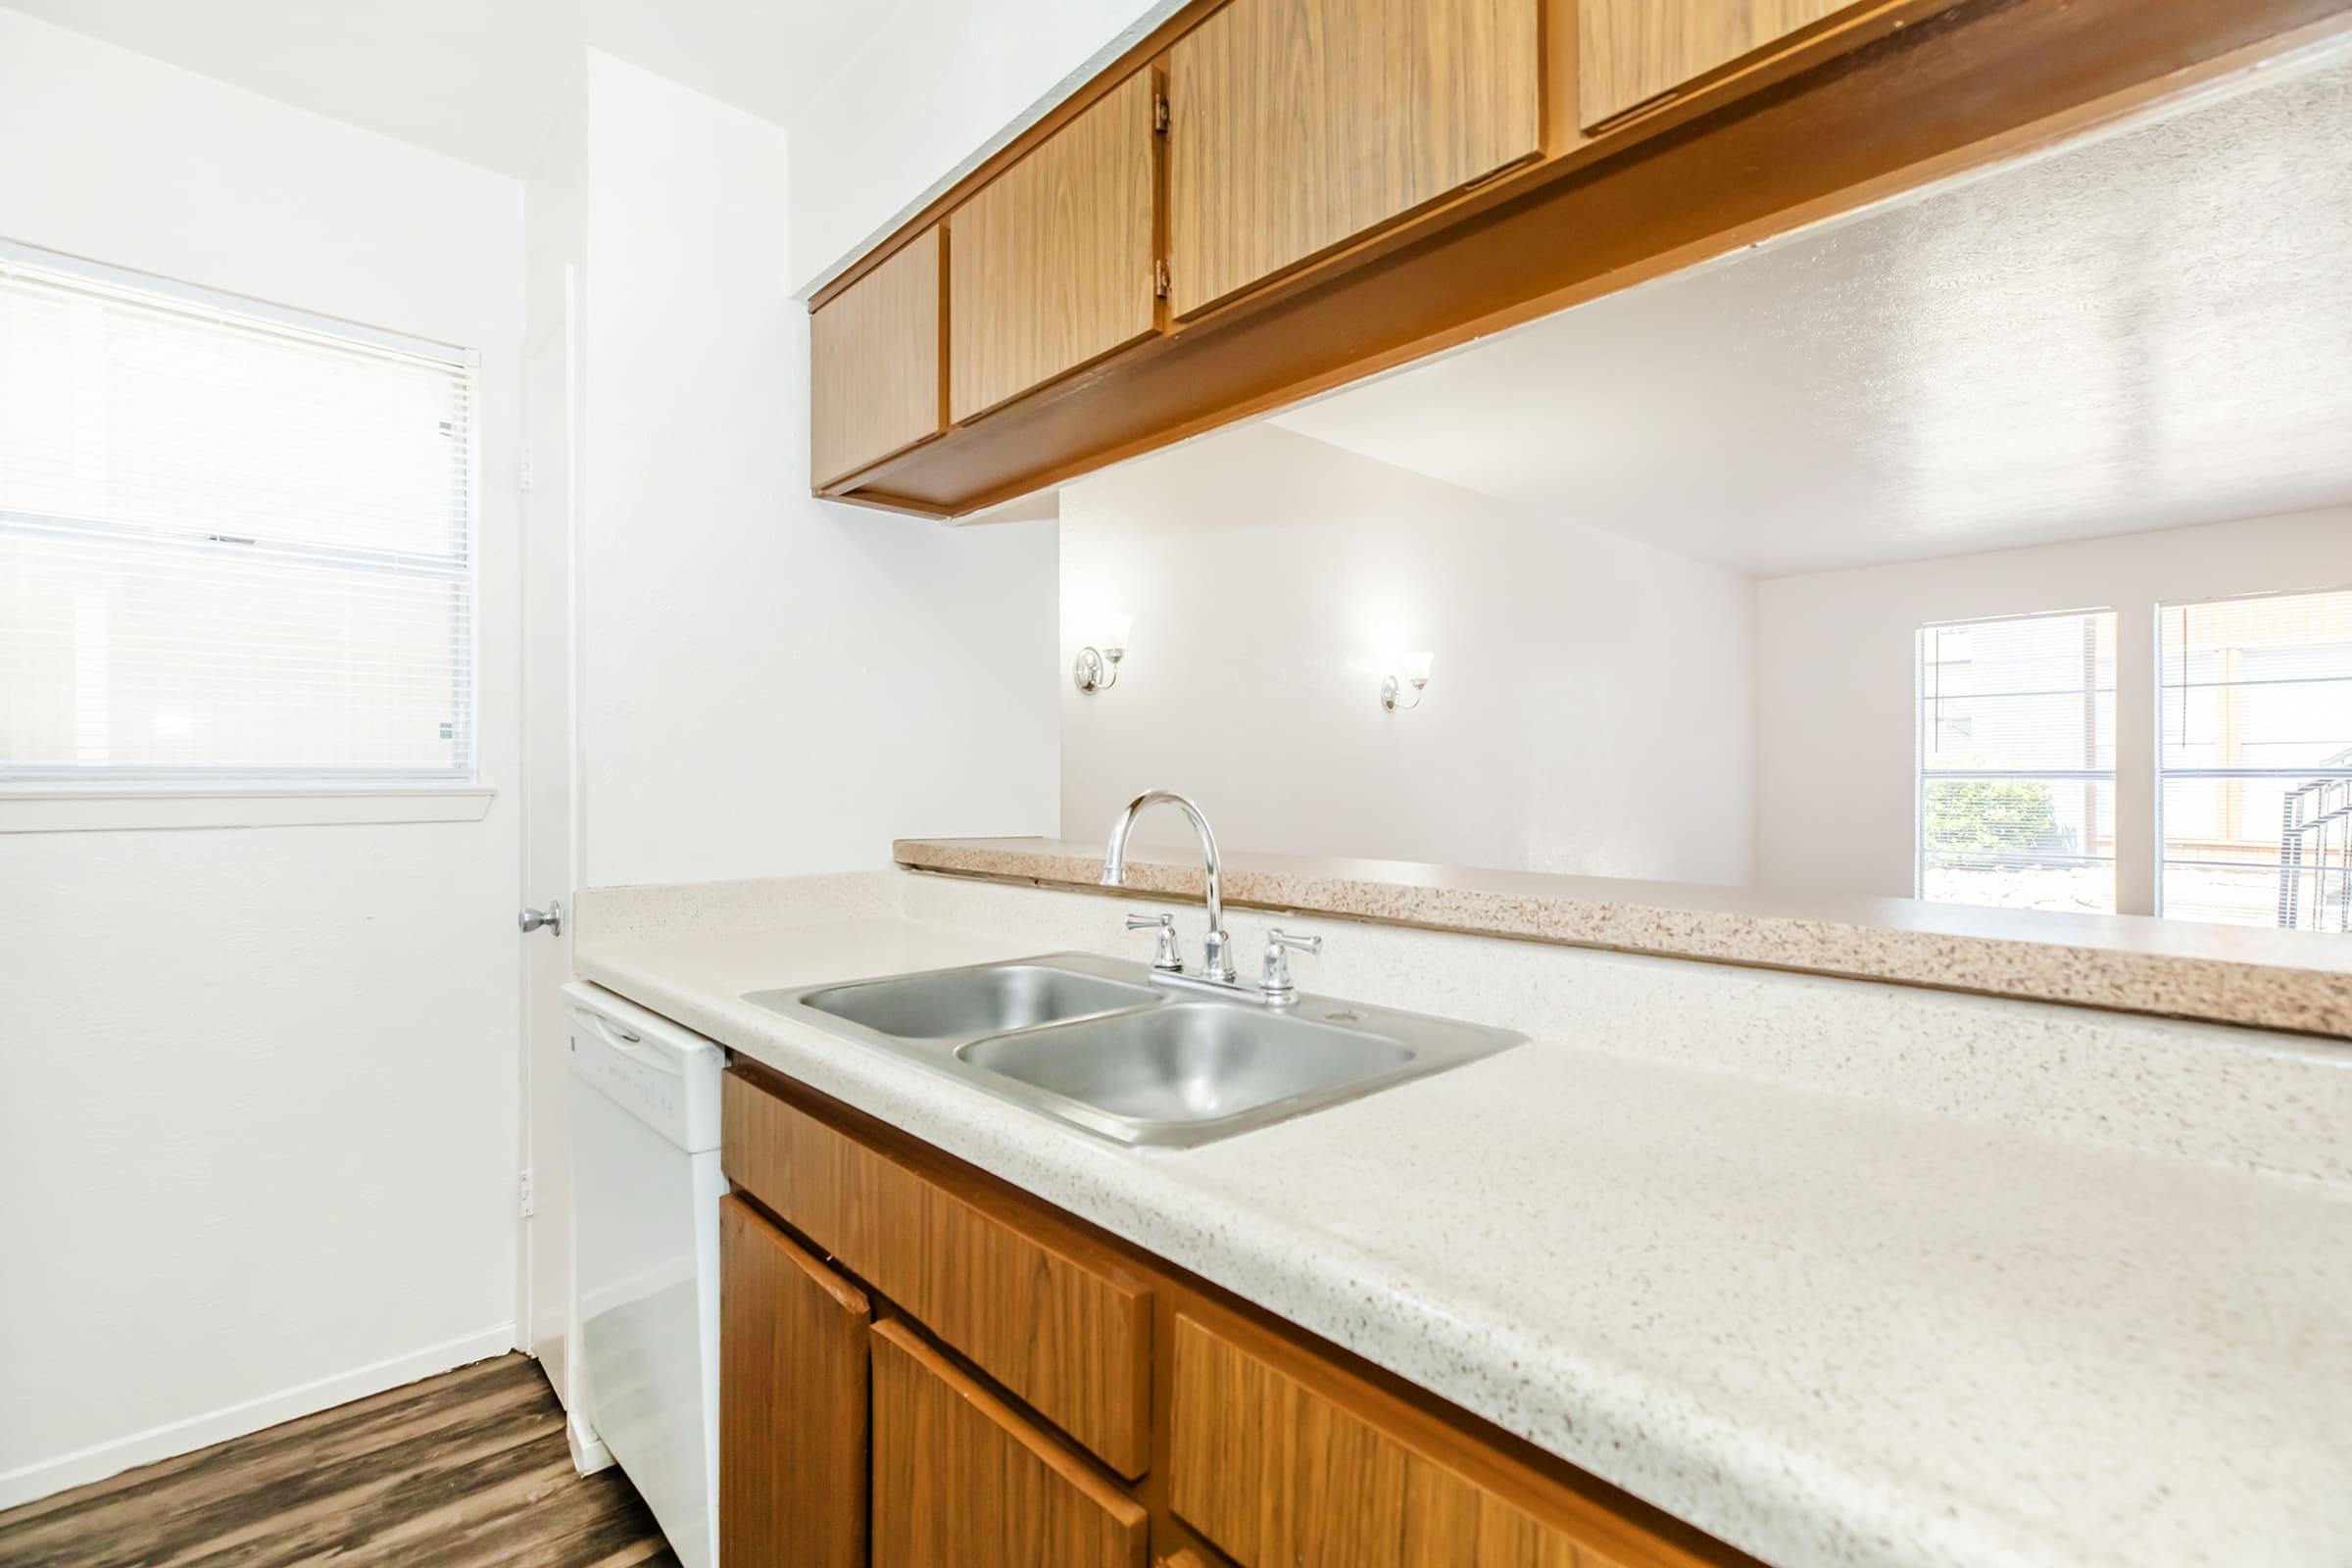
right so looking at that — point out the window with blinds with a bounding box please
[2158,589,2352,930]
[0,247,476,787]
[1918,610,2117,913]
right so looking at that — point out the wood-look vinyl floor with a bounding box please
[0,1353,679,1568]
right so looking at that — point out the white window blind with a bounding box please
[1918,609,2117,913]
[2158,589,2352,930]
[0,247,477,787]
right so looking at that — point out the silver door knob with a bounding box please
[518,900,564,936]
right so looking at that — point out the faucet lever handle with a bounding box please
[1127,910,1184,973]
[1258,928,1321,1001]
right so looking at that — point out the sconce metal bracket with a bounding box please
[1075,646,1123,693]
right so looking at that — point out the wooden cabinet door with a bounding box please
[810,225,945,487]
[718,1195,869,1568]
[1167,0,1542,319]
[949,70,1161,423]
[1578,0,1871,127]
[870,1319,1148,1568]
[722,1071,1154,1478]
[1170,1314,1596,1568]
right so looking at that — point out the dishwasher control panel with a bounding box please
[564,992,723,1153]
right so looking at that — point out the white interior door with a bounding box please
[518,266,583,1408]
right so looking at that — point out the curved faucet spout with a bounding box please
[1102,790,1234,982]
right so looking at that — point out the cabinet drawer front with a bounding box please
[870,1320,1148,1568]
[1578,0,1871,128]
[1168,0,1541,318]
[722,1071,1153,1476]
[718,1196,869,1568]
[949,70,1161,423]
[811,225,945,486]
[1171,1314,1597,1568]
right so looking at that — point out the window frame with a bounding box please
[1914,605,2120,911]
[2153,584,2352,929]
[0,240,492,830]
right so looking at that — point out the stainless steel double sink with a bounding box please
[744,952,1524,1148]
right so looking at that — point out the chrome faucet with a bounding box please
[1102,790,1236,983]
[1256,929,1321,1005]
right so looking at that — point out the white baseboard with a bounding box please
[0,1322,519,1513]
[566,1410,613,1476]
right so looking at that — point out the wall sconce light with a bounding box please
[1074,612,1133,694]
[1381,651,1434,712]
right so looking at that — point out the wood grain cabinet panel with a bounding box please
[721,1071,1154,1477]
[810,225,944,487]
[1166,0,1542,318]
[870,1320,1148,1568]
[949,70,1161,422]
[1578,0,1873,127]
[1170,1313,1598,1568]
[717,1195,869,1568]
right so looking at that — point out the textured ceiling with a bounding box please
[0,0,891,175]
[1271,49,2352,579]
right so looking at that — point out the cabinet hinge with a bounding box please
[518,1168,535,1219]
[1152,92,1170,134]
[1152,259,1170,299]
[518,446,536,493]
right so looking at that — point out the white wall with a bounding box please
[0,10,526,1507]
[1754,508,2352,902]
[573,53,1058,890]
[785,0,1178,292]
[1058,423,1757,881]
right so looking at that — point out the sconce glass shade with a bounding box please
[1100,612,1133,659]
[1399,651,1434,685]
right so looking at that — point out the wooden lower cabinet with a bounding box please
[721,1069,1153,1477]
[1173,1313,1587,1568]
[716,1195,869,1568]
[720,1066,1756,1568]
[870,1319,1149,1568]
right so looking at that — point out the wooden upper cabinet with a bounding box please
[1578,0,1873,127]
[948,70,1162,423]
[810,225,944,487]
[808,0,2314,515]
[1166,0,1543,319]
[870,1320,1149,1568]
[718,1195,870,1568]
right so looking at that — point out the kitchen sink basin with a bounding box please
[767,962,1159,1042]
[958,1004,1413,1129]
[745,952,1522,1148]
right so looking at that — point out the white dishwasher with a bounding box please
[564,982,727,1568]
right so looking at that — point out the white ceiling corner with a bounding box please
[0,0,895,176]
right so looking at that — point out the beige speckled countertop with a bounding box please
[572,869,2352,1568]
[896,837,2352,1038]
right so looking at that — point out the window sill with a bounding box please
[0,785,497,833]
